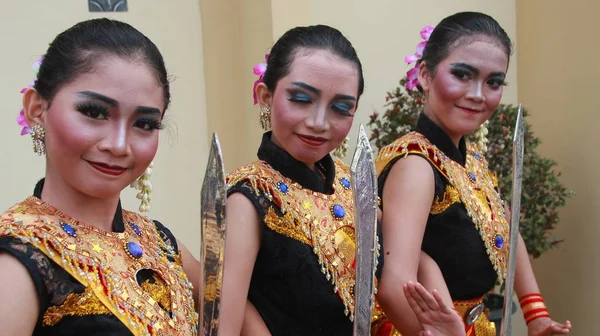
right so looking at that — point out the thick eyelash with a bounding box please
[76,102,110,118]
[288,92,313,104]
[288,98,312,104]
[332,103,354,116]
[136,117,164,131]
[451,68,472,80]
[489,79,508,88]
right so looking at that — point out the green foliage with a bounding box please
[368,78,573,258]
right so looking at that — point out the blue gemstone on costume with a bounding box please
[340,177,351,190]
[126,242,143,259]
[277,181,289,193]
[473,152,482,160]
[332,204,345,219]
[468,172,477,182]
[60,222,77,237]
[494,234,504,248]
[129,222,142,236]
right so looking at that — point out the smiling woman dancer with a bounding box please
[374,11,572,336]
[219,24,467,336]
[0,19,200,336]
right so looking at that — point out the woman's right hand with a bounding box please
[404,281,465,336]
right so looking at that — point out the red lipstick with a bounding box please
[88,161,127,176]
[297,134,327,147]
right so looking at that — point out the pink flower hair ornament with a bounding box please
[404,25,435,91]
[17,55,45,135]
[252,53,269,105]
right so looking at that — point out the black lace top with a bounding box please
[377,114,497,300]
[228,132,384,336]
[0,179,183,335]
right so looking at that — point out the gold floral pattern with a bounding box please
[43,287,111,326]
[430,185,461,215]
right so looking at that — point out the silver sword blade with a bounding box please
[500,104,525,336]
[351,124,379,336]
[199,132,227,336]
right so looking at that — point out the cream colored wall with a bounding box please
[517,0,598,333]
[0,0,207,257]
[200,0,273,172]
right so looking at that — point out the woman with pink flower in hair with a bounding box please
[374,11,572,336]
[220,24,377,336]
[219,24,465,336]
[1,19,202,336]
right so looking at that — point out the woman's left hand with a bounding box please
[527,317,571,335]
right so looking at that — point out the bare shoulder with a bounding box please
[227,192,261,223]
[0,252,39,335]
[388,154,435,184]
[384,154,435,201]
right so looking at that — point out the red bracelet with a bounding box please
[519,293,551,325]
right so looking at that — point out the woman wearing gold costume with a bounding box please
[0,19,200,335]
[218,24,466,336]
[374,12,572,336]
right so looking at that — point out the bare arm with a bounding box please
[0,252,38,336]
[513,234,540,299]
[505,207,571,334]
[504,205,542,297]
[380,204,453,305]
[241,300,271,336]
[377,155,436,336]
[218,193,262,336]
[417,251,453,307]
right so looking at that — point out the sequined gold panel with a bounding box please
[0,197,198,335]
[228,160,381,322]
[376,132,509,284]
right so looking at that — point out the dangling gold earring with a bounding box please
[130,161,153,212]
[259,106,271,131]
[30,124,46,156]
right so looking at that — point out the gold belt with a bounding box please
[454,296,486,326]
[371,296,496,336]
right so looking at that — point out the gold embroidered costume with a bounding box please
[0,192,198,336]
[371,114,507,336]
[226,132,384,335]
[376,132,509,282]
[228,159,377,320]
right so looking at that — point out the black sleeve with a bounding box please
[227,180,274,220]
[152,220,181,263]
